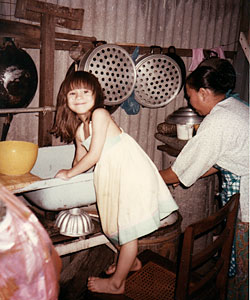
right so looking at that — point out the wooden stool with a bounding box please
[138,211,182,262]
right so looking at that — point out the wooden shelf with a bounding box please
[155,133,189,157]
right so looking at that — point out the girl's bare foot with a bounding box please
[88,276,125,294]
[105,257,142,275]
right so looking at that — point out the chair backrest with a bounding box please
[175,193,240,300]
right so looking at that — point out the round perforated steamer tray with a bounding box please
[134,54,182,108]
[79,44,136,106]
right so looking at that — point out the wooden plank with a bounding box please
[15,0,84,30]
[239,32,250,63]
[0,37,94,52]
[14,0,29,19]
[0,19,40,40]
[28,0,82,20]
[0,19,95,42]
[55,233,111,256]
[0,19,95,51]
[38,14,55,147]
[0,172,41,191]
[55,32,96,43]
[55,40,93,52]
[118,44,236,59]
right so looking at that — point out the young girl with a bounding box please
[51,71,178,294]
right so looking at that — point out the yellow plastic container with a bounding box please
[0,141,38,176]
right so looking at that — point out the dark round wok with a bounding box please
[0,42,38,109]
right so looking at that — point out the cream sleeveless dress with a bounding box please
[80,123,178,246]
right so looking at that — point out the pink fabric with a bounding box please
[189,46,226,71]
[189,48,204,71]
[0,185,61,300]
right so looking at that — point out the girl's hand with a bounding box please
[55,169,71,180]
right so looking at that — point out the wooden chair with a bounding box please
[86,193,240,300]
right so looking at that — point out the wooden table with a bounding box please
[0,172,41,191]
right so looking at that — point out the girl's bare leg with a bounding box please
[106,257,141,275]
[88,239,141,294]
[105,244,141,275]
[105,248,119,275]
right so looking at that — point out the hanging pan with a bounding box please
[0,39,38,140]
[166,46,186,91]
[134,46,182,108]
[78,42,136,106]
[0,39,38,109]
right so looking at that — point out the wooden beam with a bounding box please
[0,37,95,52]
[0,19,96,51]
[0,19,40,40]
[38,14,55,147]
[0,19,95,43]
[55,32,96,43]
[239,32,250,63]
[0,19,236,59]
[118,43,236,59]
[15,0,84,30]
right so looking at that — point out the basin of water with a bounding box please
[15,144,96,211]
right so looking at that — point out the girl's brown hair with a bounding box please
[51,71,104,143]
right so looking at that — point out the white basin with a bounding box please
[15,144,96,211]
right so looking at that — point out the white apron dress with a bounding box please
[81,124,178,246]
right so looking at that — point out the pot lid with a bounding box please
[166,106,203,125]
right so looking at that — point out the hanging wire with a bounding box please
[221,40,239,47]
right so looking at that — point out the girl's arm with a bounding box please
[56,108,110,179]
[73,126,88,166]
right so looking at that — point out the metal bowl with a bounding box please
[55,208,94,237]
[79,44,136,106]
[134,54,182,108]
[166,106,203,125]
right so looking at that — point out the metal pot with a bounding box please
[134,46,182,108]
[166,46,186,91]
[166,106,203,125]
[0,40,38,141]
[78,43,136,106]
[0,41,38,109]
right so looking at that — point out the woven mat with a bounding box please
[125,261,176,300]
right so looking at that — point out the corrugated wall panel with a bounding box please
[0,0,243,168]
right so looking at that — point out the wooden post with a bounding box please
[14,0,85,146]
[38,14,55,146]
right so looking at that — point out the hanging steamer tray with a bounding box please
[134,46,183,108]
[79,43,136,106]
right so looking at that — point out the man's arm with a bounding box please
[159,166,218,185]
